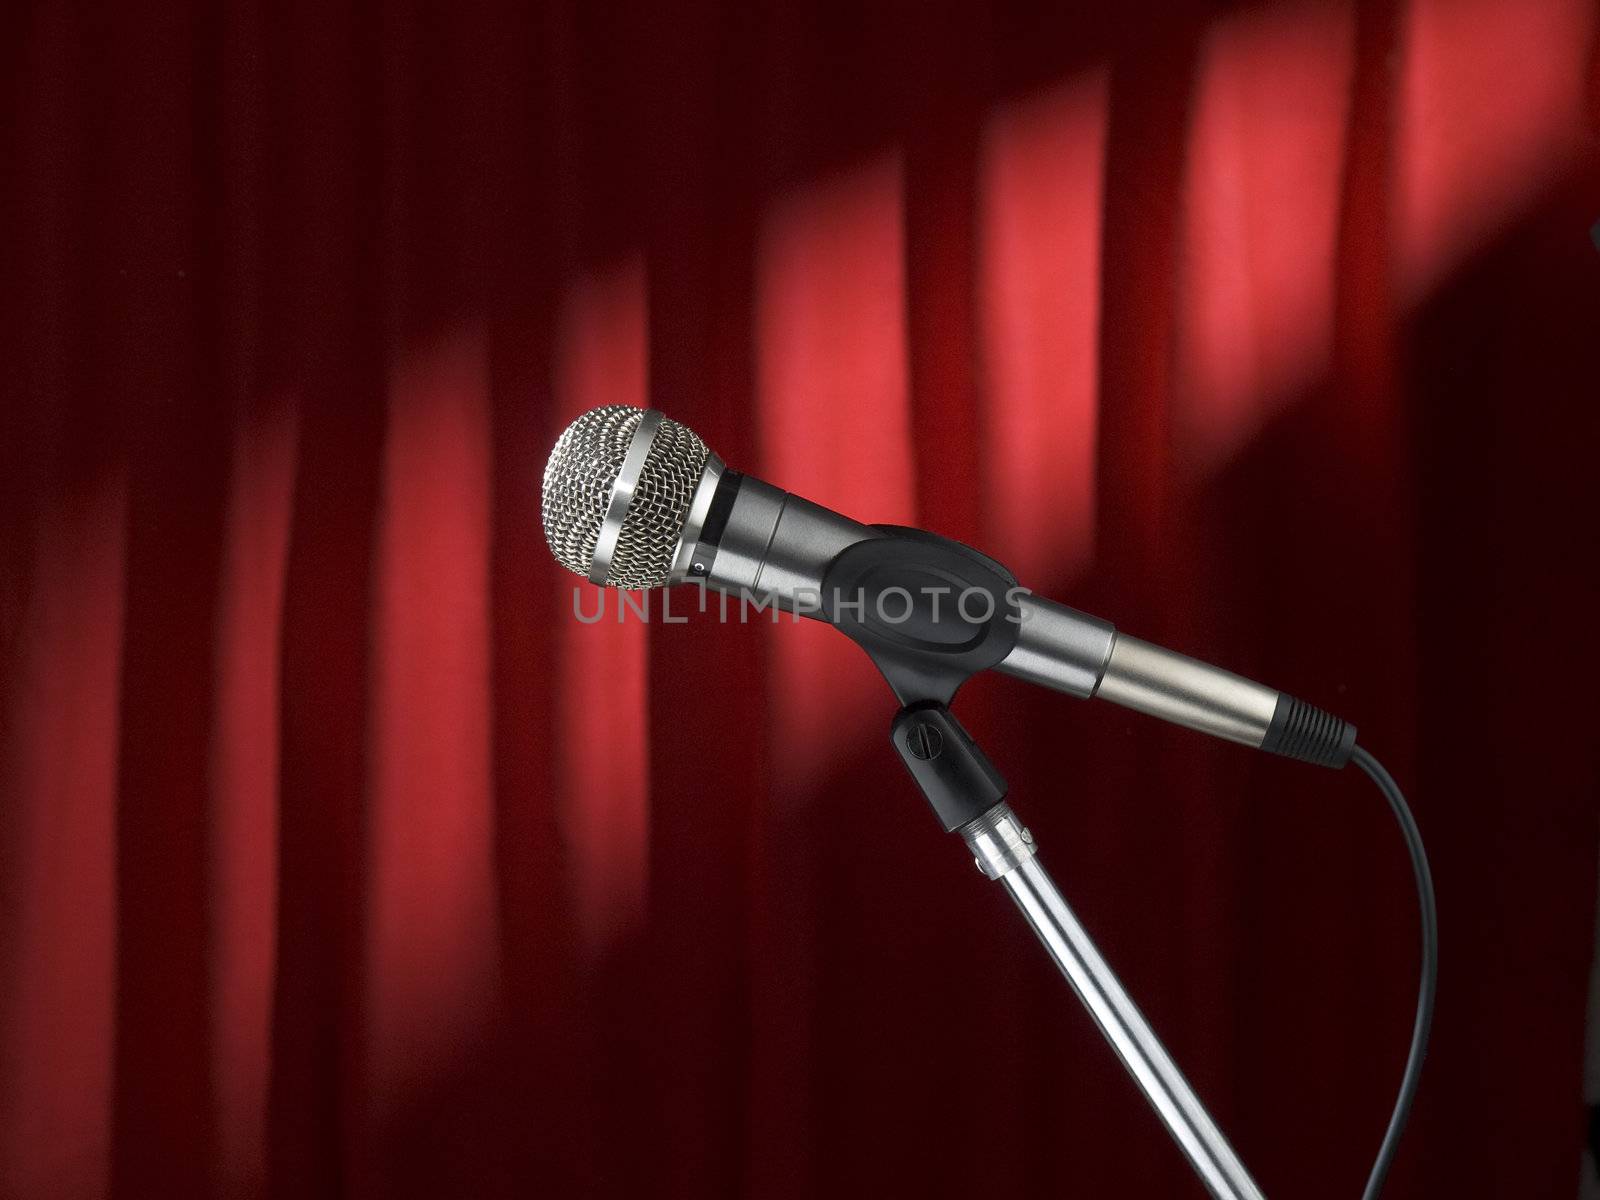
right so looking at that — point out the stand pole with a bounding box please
[962,805,1266,1200]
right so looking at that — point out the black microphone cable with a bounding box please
[1350,744,1438,1199]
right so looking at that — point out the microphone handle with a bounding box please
[1004,601,1355,766]
[1002,597,1277,748]
[693,473,1354,767]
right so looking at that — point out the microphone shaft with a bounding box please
[696,474,1295,755]
[998,598,1278,748]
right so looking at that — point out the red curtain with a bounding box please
[4,0,1598,1196]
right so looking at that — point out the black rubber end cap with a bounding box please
[1260,693,1357,768]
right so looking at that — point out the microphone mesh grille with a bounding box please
[541,405,711,589]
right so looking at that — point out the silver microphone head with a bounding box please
[541,405,722,589]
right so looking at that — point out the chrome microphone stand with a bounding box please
[962,803,1265,1200]
[893,704,1266,1200]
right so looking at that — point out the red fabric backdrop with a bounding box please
[3,0,1599,1197]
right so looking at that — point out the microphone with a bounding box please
[542,405,1355,767]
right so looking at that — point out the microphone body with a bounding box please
[684,470,1285,752]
